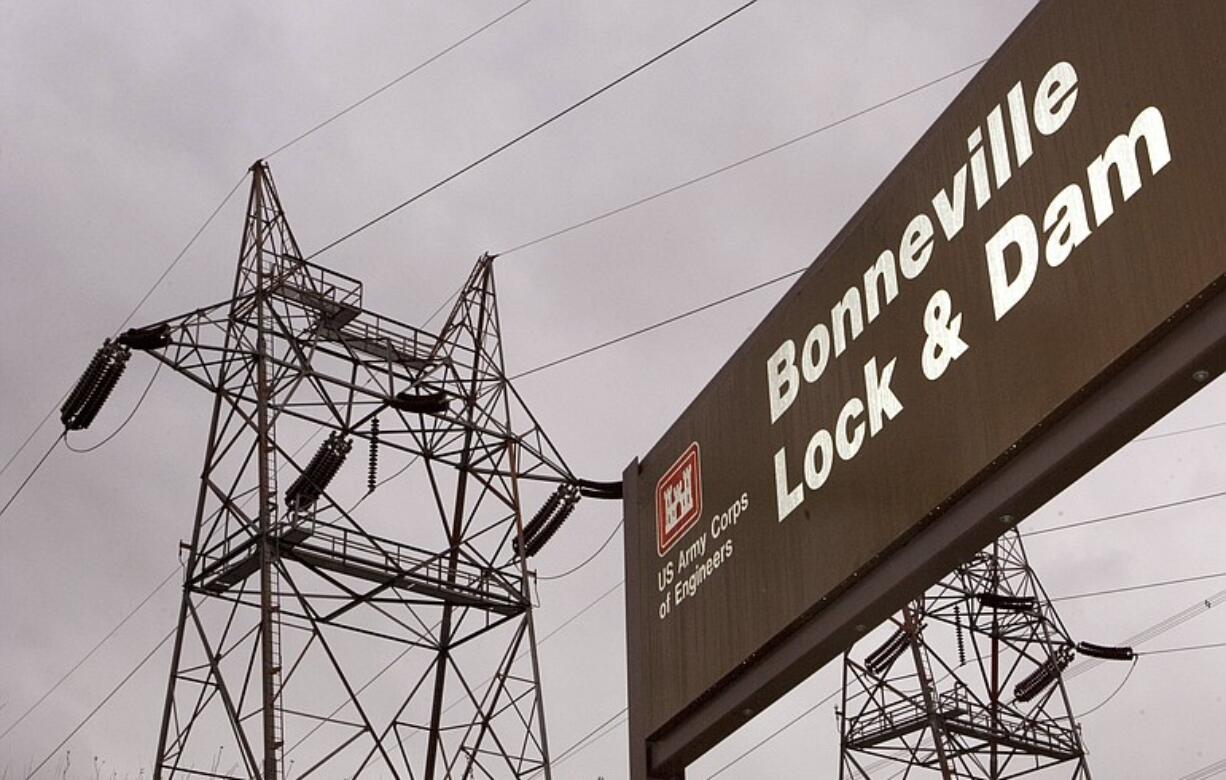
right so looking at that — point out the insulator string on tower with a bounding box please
[285,432,352,511]
[977,592,1036,612]
[390,388,449,415]
[1014,646,1075,702]
[955,605,966,666]
[117,323,173,351]
[367,417,380,493]
[1076,641,1136,661]
[865,627,913,677]
[522,484,580,557]
[60,341,131,432]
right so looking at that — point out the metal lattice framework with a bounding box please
[837,530,1091,780]
[136,162,595,778]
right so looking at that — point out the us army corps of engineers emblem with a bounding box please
[655,442,702,556]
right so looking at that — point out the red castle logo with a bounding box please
[655,442,702,557]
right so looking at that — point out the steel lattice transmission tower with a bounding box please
[123,162,612,778]
[837,529,1091,779]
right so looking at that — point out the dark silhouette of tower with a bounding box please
[837,530,1091,779]
[119,162,609,778]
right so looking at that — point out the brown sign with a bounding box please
[624,1,1226,776]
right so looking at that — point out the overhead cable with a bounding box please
[22,627,176,779]
[1023,489,1226,537]
[64,360,163,454]
[0,567,179,743]
[1136,640,1226,657]
[538,517,624,580]
[1175,757,1226,780]
[264,0,536,159]
[0,173,247,485]
[305,0,762,261]
[1051,570,1226,603]
[511,267,805,380]
[524,708,629,779]
[497,58,987,257]
[0,434,63,525]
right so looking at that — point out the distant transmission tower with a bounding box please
[837,530,1095,779]
[96,162,617,778]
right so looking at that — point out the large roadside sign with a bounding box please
[623,2,1226,777]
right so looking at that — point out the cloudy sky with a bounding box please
[2,1,1224,777]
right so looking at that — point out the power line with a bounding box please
[64,360,163,454]
[497,58,986,257]
[1135,419,1226,443]
[1075,657,1137,718]
[1136,640,1226,657]
[706,688,842,778]
[1175,756,1226,780]
[115,173,251,335]
[263,0,535,159]
[1067,586,1226,680]
[1023,489,1226,538]
[304,0,762,261]
[0,173,247,489]
[1051,570,1226,603]
[0,405,59,482]
[510,267,805,380]
[421,58,988,329]
[526,707,629,779]
[22,627,176,779]
[0,434,63,526]
[0,567,179,743]
[538,517,624,581]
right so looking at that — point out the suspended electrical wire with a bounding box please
[0,433,63,525]
[264,0,535,159]
[0,172,247,493]
[1075,657,1138,718]
[511,267,805,380]
[1135,418,1226,443]
[418,57,988,330]
[524,707,629,779]
[1175,756,1226,780]
[305,0,762,261]
[64,360,163,454]
[1136,640,1226,657]
[497,58,987,257]
[0,567,179,743]
[538,517,624,581]
[22,627,176,779]
[1023,489,1226,537]
[1052,570,1226,603]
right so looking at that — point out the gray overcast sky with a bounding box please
[2,1,1224,777]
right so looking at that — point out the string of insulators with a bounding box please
[390,388,449,415]
[521,484,580,558]
[1075,641,1135,661]
[955,605,966,666]
[60,340,131,431]
[1014,646,1074,702]
[116,322,172,351]
[367,417,380,493]
[865,627,912,677]
[977,592,1036,612]
[522,484,567,544]
[576,479,623,500]
[285,432,352,511]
